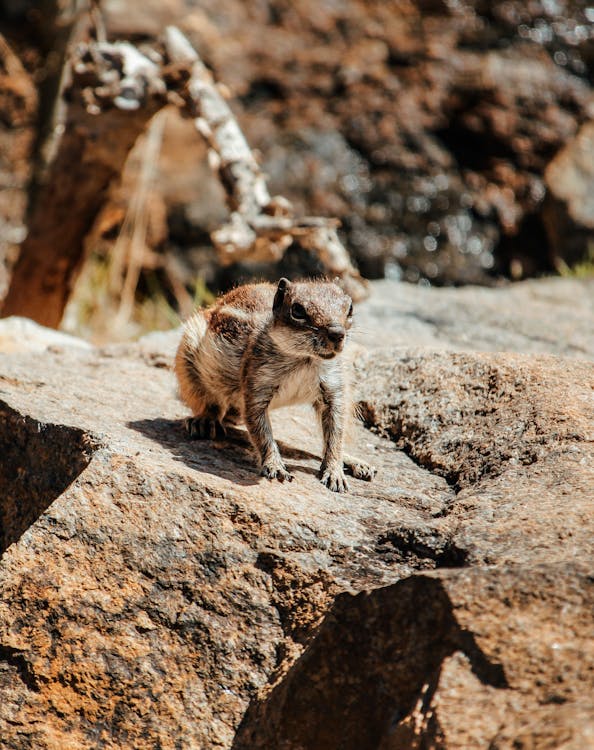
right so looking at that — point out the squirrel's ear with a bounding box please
[273,277,290,312]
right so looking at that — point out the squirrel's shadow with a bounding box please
[127,418,322,488]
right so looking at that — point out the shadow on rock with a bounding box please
[127,417,322,488]
[232,575,507,750]
[0,402,94,555]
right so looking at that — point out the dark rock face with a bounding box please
[234,566,593,750]
[100,0,594,284]
[0,278,592,747]
[0,405,93,554]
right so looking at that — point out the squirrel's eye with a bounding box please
[290,303,307,321]
[347,302,353,318]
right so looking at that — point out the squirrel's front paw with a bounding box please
[261,459,294,483]
[319,465,349,493]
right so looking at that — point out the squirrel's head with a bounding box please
[270,277,353,360]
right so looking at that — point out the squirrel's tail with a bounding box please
[174,311,210,416]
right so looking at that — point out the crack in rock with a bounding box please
[376,525,468,570]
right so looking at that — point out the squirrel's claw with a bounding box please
[319,466,349,493]
[261,460,294,483]
[185,416,226,440]
[343,456,377,481]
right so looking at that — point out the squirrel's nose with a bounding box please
[327,325,345,344]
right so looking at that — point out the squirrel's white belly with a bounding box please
[270,362,320,410]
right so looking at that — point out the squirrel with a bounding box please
[174,277,376,492]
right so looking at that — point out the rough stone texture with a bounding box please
[0,316,91,354]
[0,278,593,748]
[353,276,594,358]
[234,566,594,750]
[237,340,594,749]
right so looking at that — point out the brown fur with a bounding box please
[174,278,376,492]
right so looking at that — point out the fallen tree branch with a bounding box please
[163,26,368,300]
[2,23,367,328]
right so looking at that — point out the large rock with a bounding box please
[354,276,594,357]
[0,279,593,748]
[95,1,594,285]
[234,567,593,750]
[236,345,594,749]
[0,316,91,354]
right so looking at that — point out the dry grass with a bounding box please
[62,111,214,345]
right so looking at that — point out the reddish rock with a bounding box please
[0,35,37,299]
[0,278,592,747]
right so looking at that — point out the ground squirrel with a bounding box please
[175,277,376,492]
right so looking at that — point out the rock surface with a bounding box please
[0,35,37,300]
[0,316,92,354]
[0,278,593,748]
[354,276,594,358]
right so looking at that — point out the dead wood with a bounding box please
[163,26,368,301]
[1,40,166,327]
[2,25,367,329]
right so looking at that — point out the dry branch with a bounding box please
[163,26,368,301]
[2,24,367,328]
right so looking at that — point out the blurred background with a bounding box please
[0,0,593,342]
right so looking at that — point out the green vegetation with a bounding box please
[555,241,594,279]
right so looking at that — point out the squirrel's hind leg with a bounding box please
[343,454,376,481]
[185,404,227,440]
